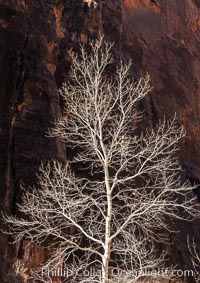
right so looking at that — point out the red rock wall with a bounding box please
[0,0,200,282]
[122,0,200,179]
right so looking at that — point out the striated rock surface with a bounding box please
[0,0,200,281]
[122,0,200,179]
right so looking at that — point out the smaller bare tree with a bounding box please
[83,0,98,9]
[188,237,200,282]
[2,36,200,283]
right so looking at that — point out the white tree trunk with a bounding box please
[102,161,112,283]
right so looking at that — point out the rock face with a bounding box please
[0,0,200,282]
[122,0,200,180]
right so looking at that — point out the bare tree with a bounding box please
[3,37,199,283]
[188,237,200,282]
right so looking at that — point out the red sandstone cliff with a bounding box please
[1,0,200,282]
